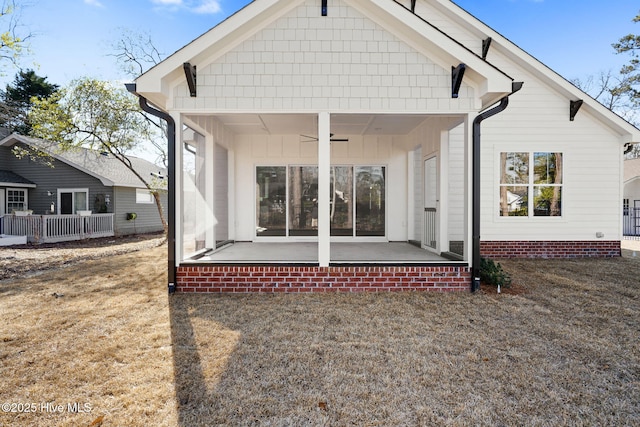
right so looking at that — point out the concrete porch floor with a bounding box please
[192,242,461,264]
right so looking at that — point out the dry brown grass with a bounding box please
[1,242,639,426]
[0,244,176,427]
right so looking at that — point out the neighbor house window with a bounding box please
[58,189,88,214]
[7,189,27,212]
[136,188,154,204]
[499,152,562,217]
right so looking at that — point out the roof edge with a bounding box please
[435,0,640,142]
[0,134,115,187]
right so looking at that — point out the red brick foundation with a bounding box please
[480,240,621,258]
[176,265,471,293]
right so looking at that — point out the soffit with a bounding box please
[207,113,444,136]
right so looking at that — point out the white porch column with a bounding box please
[439,130,449,254]
[318,112,331,267]
[205,133,215,248]
[172,112,184,266]
[407,149,415,241]
[464,114,473,264]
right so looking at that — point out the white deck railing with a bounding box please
[423,207,437,249]
[0,214,114,243]
[624,208,640,237]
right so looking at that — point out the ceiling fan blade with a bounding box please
[300,133,348,142]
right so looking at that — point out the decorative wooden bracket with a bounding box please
[570,99,583,121]
[322,0,327,16]
[183,62,197,97]
[482,37,492,60]
[452,64,466,98]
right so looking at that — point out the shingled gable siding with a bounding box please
[176,265,471,293]
[173,0,475,112]
[480,241,621,258]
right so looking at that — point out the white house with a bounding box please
[624,157,640,236]
[128,0,640,293]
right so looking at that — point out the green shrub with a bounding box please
[480,257,512,288]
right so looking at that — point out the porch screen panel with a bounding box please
[256,167,286,236]
[355,166,385,236]
[330,166,353,236]
[288,166,318,236]
[183,142,198,255]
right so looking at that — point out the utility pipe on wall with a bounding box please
[472,82,523,292]
[125,83,177,294]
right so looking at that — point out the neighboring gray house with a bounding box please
[0,133,167,236]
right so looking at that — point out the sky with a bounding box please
[4,0,639,90]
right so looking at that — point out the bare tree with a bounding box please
[110,28,165,78]
[110,29,169,167]
[0,0,33,71]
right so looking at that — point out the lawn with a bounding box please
[1,243,638,426]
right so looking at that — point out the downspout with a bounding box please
[125,83,177,294]
[472,82,523,292]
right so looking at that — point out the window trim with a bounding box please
[497,151,564,219]
[136,188,155,204]
[57,188,89,215]
[7,188,28,212]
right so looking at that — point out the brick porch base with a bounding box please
[480,240,621,258]
[176,265,471,293]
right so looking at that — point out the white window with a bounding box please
[499,152,563,217]
[7,188,27,212]
[136,188,154,204]
[58,189,89,214]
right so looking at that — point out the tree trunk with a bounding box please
[152,190,168,235]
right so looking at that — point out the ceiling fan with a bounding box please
[300,133,349,143]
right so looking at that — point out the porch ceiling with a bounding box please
[199,113,458,137]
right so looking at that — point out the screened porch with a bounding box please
[178,112,471,266]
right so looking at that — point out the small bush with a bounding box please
[480,257,512,288]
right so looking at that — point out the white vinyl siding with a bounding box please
[480,60,624,240]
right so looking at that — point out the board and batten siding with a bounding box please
[0,145,113,216]
[214,143,229,241]
[447,124,466,246]
[113,186,167,235]
[172,0,475,113]
[185,116,236,244]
